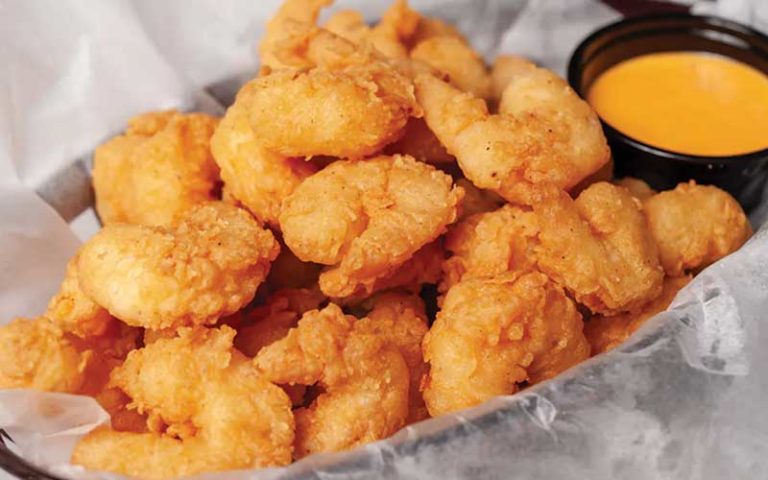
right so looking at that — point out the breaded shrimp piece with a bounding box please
[45,256,115,338]
[490,55,536,103]
[357,292,430,423]
[415,69,609,204]
[423,272,588,416]
[77,202,279,330]
[72,327,294,479]
[0,317,90,392]
[534,183,664,315]
[615,177,656,202]
[235,287,327,357]
[455,178,505,220]
[586,276,691,355]
[93,110,220,226]
[385,117,454,164]
[280,155,463,298]
[325,0,419,59]
[255,304,410,457]
[411,36,492,99]
[643,182,751,276]
[246,62,419,159]
[259,0,333,70]
[211,80,317,226]
[441,205,538,295]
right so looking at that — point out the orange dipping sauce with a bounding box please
[587,52,768,157]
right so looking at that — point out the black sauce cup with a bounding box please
[568,14,768,211]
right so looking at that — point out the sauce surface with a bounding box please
[587,52,768,157]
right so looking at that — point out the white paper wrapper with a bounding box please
[1,1,767,479]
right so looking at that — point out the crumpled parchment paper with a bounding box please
[0,1,766,479]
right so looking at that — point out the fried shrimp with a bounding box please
[423,272,589,416]
[211,80,317,226]
[455,178,505,220]
[356,292,430,423]
[71,327,294,480]
[441,204,538,295]
[415,67,609,204]
[406,15,467,49]
[490,55,536,104]
[0,317,90,392]
[93,110,220,226]
[235,287,327,357]
[586,276,691,355]
[279,155,463,298]
[255,304,410,457]
[259,0,333,70]
[643,181,752,276]
[411,36,492,99]
[325,0,420,59]
[77,202,279,330]
[45,256,115,338]
[534,183,663,315]
[245,62,419,159]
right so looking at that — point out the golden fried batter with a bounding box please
[415,66,609,204]
[72,327,294,479]
[259,0,333,70]
[423,272,588,416]
[534,183,664,315]
[93,110,220,226]
[45,256,115,338]
[411,36,492,99]
[385,117,454,164]
[0,317,90,392]
[245,62,419,159]
[255,304,409,457]
[490,55,536,104]
[77,202,279,330]
[586,276,691,354]
[441,204,538,295]
[643,181,751,276]
[455,178,505,220]
[211,81,317,226]
[615,176,656,202]
[357,292,430,423]
[280,155,462,298]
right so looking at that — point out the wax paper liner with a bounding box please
[1,0,767,479]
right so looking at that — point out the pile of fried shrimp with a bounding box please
[0,1,754,478]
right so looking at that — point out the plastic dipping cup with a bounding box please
[568,14,768,211]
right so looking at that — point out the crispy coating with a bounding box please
[77,202,279,330]
[0,317,90,392]
[385,117,454,164]
[211,81,317,226]
[455,178,505,220]
[45,257,115,338]
[325,0,419,59]
[411,36,492,99]
[255,304,409,457]
[615,176,656,202]
[72,327,294,479]
[280,155,463,297]
[245,62,419,159]
[441,205,538,295]
[259,0,333,70]
[490,55,536,104]
[423,272,588,416]
[415,68,609,204]
[235,287,327,357]
[357,292,430,423]
[534,183,664,315]
[643,182,752,276]
[265,240,323,292]
[93,110,220,226]
[586,276,691,355]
